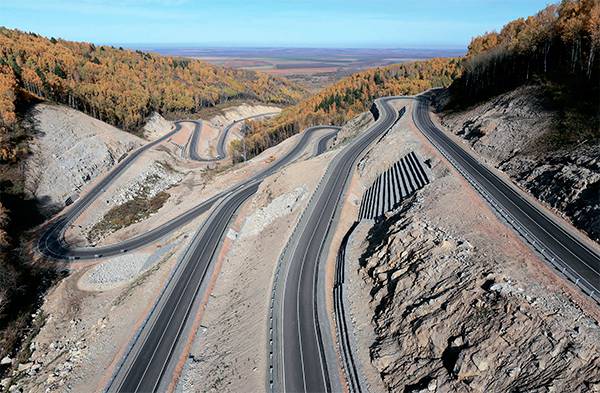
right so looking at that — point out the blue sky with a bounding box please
[1,0,553,48]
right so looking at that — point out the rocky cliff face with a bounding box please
[439,86,600,242]
[143,112,174,141]
[358,198,600,393]
[27,104,143,215]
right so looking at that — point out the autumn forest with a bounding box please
[0,0,598,368]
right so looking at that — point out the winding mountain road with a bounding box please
[38,92,600,393]
[38,112,278,260]
[107,125,339,393]
[272,97,400,393]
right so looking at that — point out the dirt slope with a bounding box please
[26,103,144,215]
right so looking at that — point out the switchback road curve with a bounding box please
[187,112,279,161]
[38,120,333,260]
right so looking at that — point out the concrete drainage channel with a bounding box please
[333,151,432,393]
[359,151,430,220]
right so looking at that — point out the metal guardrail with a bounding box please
[415,109,600,305]
[266,102,407,392]
[332,221,362,393]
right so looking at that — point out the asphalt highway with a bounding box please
[106,125,339,393]
[187,112,279,161]
[38,112,284,260]
[413,94,600,300]
[275,97,400,393]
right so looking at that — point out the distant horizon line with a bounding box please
[3,26,467,51]
[118,44,467,51]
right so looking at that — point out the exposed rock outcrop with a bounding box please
[333,112,373,148]
[26,104,143,215]
[439,86,600,242]
[358,198,600,392]
[143,112,174,141]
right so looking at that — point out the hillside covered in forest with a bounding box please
[445,0,600,154]
[438,0,600,242]
[230,58,461,161]
[0,27,307,358]
[451,0,599,107]
[0,27,306,162]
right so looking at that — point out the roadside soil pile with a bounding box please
[143,112,174,141]
[344,98,600,392]
[26,103,144,215]
[439,86,600,243]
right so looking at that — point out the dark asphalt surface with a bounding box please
[279,97,399,393]
[37,113,294,260]
[107,125,339,393]
[187,120,205,161]
[188,112,279,161]
[413,94,600,299]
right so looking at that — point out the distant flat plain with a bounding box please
[133,47,465,92]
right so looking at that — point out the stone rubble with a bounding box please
[239,186,307,238]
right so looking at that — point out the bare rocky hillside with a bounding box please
[342,99,600,393]
[26,103,145,215]
[439,86,600,243]
[355,198,600,392]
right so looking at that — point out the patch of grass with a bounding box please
[88,191,170,242]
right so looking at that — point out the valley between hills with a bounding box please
[0,1,599,392]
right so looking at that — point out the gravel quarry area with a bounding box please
[337,98,600,392]
[238,185,307,238]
